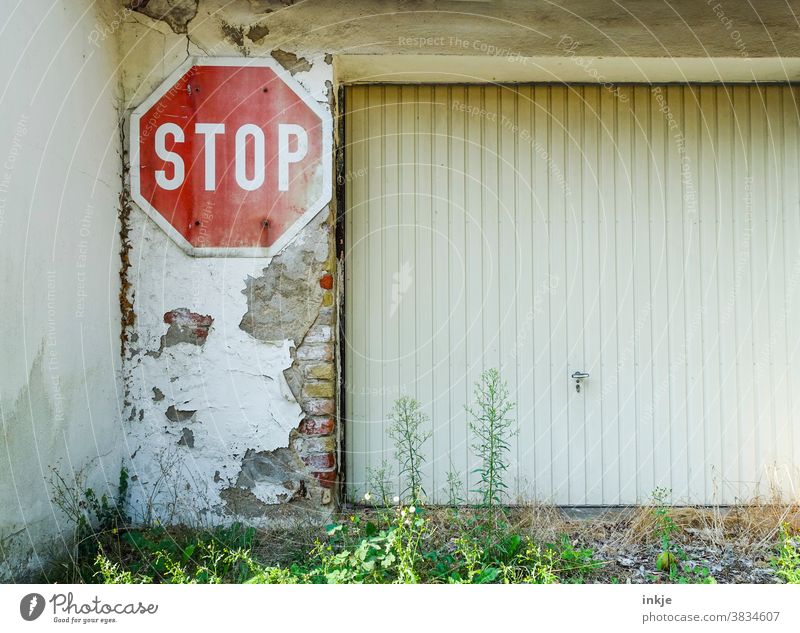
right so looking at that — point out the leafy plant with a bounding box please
[649,488,715,584]
[465,369,516,507]
[388,397,431,504]
[546,535,602,582]
[312,505,428,584]
[652,487,678,568]
[94,523,266,584]
[772,524,800,584]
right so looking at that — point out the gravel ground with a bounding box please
[588,541,780,584]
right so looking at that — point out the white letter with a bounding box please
[278,124,308,191]
[235,124,265,191]
[195,123,225,190]
[155,123,184,190]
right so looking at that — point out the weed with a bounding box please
[48,466,130,580]
[772,524,800,583]
[649,488,716,584]
[446,463,465,506]
[466,368,516,507]
[312,505,428,583]
[365,460,395,507]
[651,487,678,558]
[388,397,431,504]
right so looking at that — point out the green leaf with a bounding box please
[476,567,500,583]
[502,534,521,556]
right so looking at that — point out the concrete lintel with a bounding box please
[335,54,800,84]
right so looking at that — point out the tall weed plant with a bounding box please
[466,368,516,507]
[388,396,431,504]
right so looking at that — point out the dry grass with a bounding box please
[344,499,798,550]
[430,500,797,560]
[515,502,798,560]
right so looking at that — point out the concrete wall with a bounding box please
[0,1,124,580]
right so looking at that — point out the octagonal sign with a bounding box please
[130,58,332,257]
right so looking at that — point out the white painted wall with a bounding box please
[0,0,123,580]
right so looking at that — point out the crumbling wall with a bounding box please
[118,0,338,526]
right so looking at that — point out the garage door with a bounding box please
[343,84,800,505]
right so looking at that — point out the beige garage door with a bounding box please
[344,84,800,505]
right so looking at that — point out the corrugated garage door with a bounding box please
[344,84,800,505]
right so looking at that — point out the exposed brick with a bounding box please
[304,325,332,344]
[302,381,335,399]
[295,343,333,362]
[302,452,335,469]
[294,434,336,454]
[317,307,334,324]
[161,308,214,346]
[305,362,334,381]
[298,417,335,435]
[304,398,335,415]
[319,273,333,290]
[313,470,337,488]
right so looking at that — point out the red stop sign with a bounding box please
[130,58,331,257]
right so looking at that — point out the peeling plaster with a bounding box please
[122,207,306,524]
[130,0,199,35]
[270,49,312,74]
[119,0,338,527]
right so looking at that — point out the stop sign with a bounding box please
[130,58,332,257]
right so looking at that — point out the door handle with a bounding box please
[571,371,589,393]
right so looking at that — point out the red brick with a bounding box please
[298,417,335,435]
[319,273,334,290]
[313,471,337,488]
[304,398,335,415]
[164,308,213,327]
[163,308,213,342]
[303,452,335,469]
